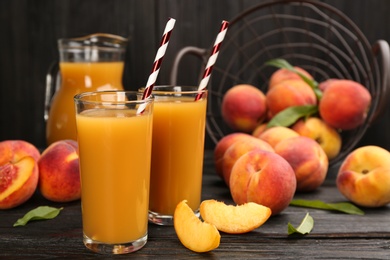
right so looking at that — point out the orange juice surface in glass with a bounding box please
[76,109,152,244]
[46,62,124,145]
[149,97,207,215]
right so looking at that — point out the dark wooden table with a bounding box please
[1,150,390,259]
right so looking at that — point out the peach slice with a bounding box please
[200,200,271,234]
[0,156,38,209]
[174,200,220,253]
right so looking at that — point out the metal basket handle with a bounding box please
[170,46,209,85]
[371,39,390,124]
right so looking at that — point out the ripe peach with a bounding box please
[222,138,274,187]
[266,79,317,118]
[336,146,390,207]
[258,126,299,148]
[292,117,342,160]
[0,156,38,209]
[251,123,268,138]
[0,139,40,167]
[221,84,267,133]
[38,140,81,202]
[269,67,313,89]
[319,79,371,130]
[275,136,328,192]
[229,149,296,215]
[214,133,255,179]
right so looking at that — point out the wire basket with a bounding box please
[171,0,390,166]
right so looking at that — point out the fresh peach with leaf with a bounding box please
[269,66,313,89]
[221,84,267,133]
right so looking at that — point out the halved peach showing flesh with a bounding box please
[174,200,220,253]
[200,199,272,234]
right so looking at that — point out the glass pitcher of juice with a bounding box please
[44,33,128,145]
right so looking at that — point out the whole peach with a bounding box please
[319,79,371,130]
[275,136,329,192]
[258,126,299,148]
[222,138,274,186]
[266,79,317,118]
[214,133,256,179]
[292,117,342,160]
[229,149,296,215]
[221,84,267,133]
[269,67,313,89]
[38,140,81,202]
[336,146,390,207]
[251,123,268,138]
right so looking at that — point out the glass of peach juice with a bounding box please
[139,86,207,225]
[74,91,154,254]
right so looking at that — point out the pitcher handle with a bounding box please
[170,46,209,85]
[370,40,390,124]
[44,61,60,122]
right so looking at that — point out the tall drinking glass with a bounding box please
[144,86,208,225]
[74,91,153,254]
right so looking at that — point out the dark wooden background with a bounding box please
[1,0,390,151]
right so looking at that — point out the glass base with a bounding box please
[83,233,147,254]
[148,209,200,226]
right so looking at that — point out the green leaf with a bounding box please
[267,105,318,128]
[288,213,314,235]
[290,199,364,215]
[13,206,63,227]
[265,58,323,100]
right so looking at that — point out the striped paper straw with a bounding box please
[138,17,176,113]
[195,20,229,101]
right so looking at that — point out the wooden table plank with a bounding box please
[1,150,390,259]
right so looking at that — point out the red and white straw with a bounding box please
[138,17,176,113]
[195,20,229,101]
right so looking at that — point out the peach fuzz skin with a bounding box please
[266,79,317,118]
[275,136,328,192]
[214,133,257,179]
[268,67,313,89]
[221,84,267,133]
[319,79,371,130]
[222,138,274,187]
[258,126,299,149]
[336,146,390,207]
[38,140,81,203]
[229,149,296,215]
[292,117,341,160]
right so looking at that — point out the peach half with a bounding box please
[174,200,220,253]
[0,156,38,209]
[200,199,271,234]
